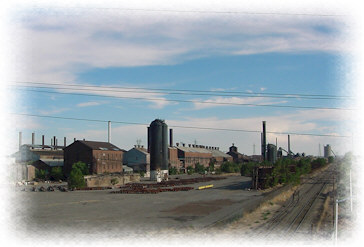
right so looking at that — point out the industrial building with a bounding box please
[175,144,233,172]
[227,144,251,164]
[124,145,150,177]
[12,143,64,181]
[63,140,124,176]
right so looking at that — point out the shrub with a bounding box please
[35,169,48,180]
[111,178,119,185]
[220,162,241,173]
[241,162,257,176]
[139,171,145,177]
[50,167,64,181]
[169,166,178,175]
[68,167,86,189]
[72,161,89,175]
[194,163,205,173]
[187,166,194,175]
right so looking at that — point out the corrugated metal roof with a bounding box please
[176,146,211,154]
[78,140,123,151]
[210,149,232,158]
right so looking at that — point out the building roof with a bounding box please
[76,140,124,151]
[176,146,212,154]
[210,149,232,158]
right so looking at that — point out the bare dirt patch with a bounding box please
[162,199,235,216]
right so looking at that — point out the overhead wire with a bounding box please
[11,113,352,138]
[12,87,354,111]
[11,81,353,99]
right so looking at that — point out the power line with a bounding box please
[12,88,354,111]
[31,6,345,17]
[11,112,352,138]
[11,83,352,100]
[12,81,352,99]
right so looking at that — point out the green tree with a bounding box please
[35,169,48,180]
[68,167,86,189]
[169,166,178,175]
[194,163,205,173]
[187,166,194,175]
[72,161,89,175]
[50,167,64,181]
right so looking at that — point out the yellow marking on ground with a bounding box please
[198,184,213,190]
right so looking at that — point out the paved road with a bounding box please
[13,175,263,234]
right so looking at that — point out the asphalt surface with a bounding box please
[13,174,263,234]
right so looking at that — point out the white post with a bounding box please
[108,121,111,143]
[350,169,353,213]
[335,200,338,246]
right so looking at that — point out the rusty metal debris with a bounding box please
[111,176,225,194]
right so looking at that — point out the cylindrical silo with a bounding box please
[150,119,169,181]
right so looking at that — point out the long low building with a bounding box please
[174,144,233,172]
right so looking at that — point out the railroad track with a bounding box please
[256,164,336,240]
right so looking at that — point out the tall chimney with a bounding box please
[31,132,35,146]
[42,135,45,149]
[262,121,267,161]
[169,129,173,147]
[108,121,111,143]
[64,137,66,147]
[288,135,291,156]
[74,138,76,142]
[53,136,56,149]
[19,132,22,150]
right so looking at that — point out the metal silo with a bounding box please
[149,119,169,181]
[267,144,277,163]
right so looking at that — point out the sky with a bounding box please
[2,0,360,156]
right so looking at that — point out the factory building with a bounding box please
[124,145,150,177]
[12,144,64,181]
[168,147,180,170]
[227,144,250,164]
[176,144,212,170]
[175,144,232,172]
[63,140,124,176]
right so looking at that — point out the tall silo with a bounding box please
[267,144,277,163]
[149,119,169,181]
[324,144,332,158]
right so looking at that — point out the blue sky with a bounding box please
[6,2,356,156]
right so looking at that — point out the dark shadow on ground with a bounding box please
[216,180,252,190]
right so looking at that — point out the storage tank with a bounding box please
[267,144,277,163]
[324,144,332,158]
[149,119,169,181]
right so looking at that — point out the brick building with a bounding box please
[63,140,124,176]
[168,147,180,170]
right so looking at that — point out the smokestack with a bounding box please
[42,135,45,149]
[108,121,111,143]
[147,127,151,153]
[262,121,267,161]
[169,129,173,147]
[19,132,22,150]
[64,137,66,147]
[288,135,291,156]
[31,132,35,146]
[74,138,76,142]
[53,136,56,149]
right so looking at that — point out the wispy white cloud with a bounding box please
[9,8,346,84]
[77,101,103,107]
[192,96,288,110]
